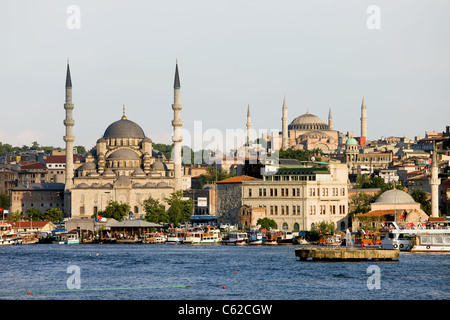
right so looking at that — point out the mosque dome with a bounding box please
[103,118,145,139]
[289,112,328,130]
[374,189,416,205]
[345,137,358,146]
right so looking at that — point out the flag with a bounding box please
[97,214,102,220]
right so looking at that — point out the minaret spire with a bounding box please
[360,96,367,142]
[246,103,252,146]
[328,106,333,130]
[63,59,75,216]
[172,60,183,191]
[281,94,288,150]
[430,141,441,217]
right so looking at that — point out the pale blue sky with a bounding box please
[0,0,449,151]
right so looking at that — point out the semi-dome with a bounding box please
[107,149,140,160]
[374,189,416,205]
[289,112,328,130]
[103,118,145,139]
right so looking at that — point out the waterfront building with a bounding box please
[62,61,185,219]
[10,183,65,214]
[352,188,429,231]
[217,162,349,231]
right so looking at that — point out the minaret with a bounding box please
[172,61,183,191]
[64,60,75,191]
[281,95,288,150]
[328,106,333,130]
[246,103,252,145]
[430,142,440,217]
[360,96,367,140]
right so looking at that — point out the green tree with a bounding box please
[411,189,431,215]
[44,208,64,223]
[165,191,192,226]
[97,201,130,221]
[0,193,10,210]
[199,164,234,188]
[6,210,21,222]
[257,217,277,231]
[25,208,44,221]
[143,197,169,223]
[311,220,336,235]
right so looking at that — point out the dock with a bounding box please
[295,247,399,261]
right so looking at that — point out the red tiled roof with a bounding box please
[355,210,396,218]
[45,155,83,163]
[20,163,47,170]
[216,175,260,184]
[9,221,53,228]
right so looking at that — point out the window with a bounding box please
[270,206,274,215]
[263,188,267,197]
[281,189,285,197]
[286,206,289,215]
[322,188,328,196]
[259,188,262,197]
[274,206,278,215]
[248,188,252,197]
[281,205,285,215]
[292,188,296,196]
[320,205,326,215]
[309,188,315,196]
[285,188,289,197]
[297,188,300,197]
[293,206,296,215]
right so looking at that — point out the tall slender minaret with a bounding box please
[64,60,75,191]
[328,106,333,130]
[281,95,288,150]
[360,96,367,140]
[430,142,440,217]
[172,61,183,191]
[246,103,251,146]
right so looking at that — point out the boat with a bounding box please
[263,232,279,245]
[410,233,450,253]
[277,231,294,244]
[53,231,80,244]
[353,230,382,248]
[293,231,309,245]
[317,234,343,247]
[221,232,248,245]
[184,231,203,244]
[380,221,450,251]
[200,229,221,244]
[16,232,39,245]
[142,232,167,244]
[0,223,18,246]
[246,231,263,245]
[166,228,186,244]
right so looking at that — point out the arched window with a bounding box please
[293,223,300,231]
[282,222,288,230]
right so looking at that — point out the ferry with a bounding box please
[200,229,221,244]
[16,232,39,245]
[221,232,248,245]
[184,231,202,244]
[277,231,294,244]
[52,231,80,244]
[166,229,186,244]
[380,221,450,251]
[318,234,343,247]
[410,233,450,253]
[0,222,18,246]
[142,232,167,244]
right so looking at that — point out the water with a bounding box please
[0,244,449,300]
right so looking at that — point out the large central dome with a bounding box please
[374,189,417,205]
[289,112,328,130]
[103,118,145,139]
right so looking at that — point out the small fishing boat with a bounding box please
[318,234,342,247]
[353,230,382,248]
[263,232,279,245]
[246,231,263,245]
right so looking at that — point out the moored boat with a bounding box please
[166,228,186,244]
[0,223,18,246]
[410,233,450,253]
[221,232,247,245]
[263,232,279,245]
[142,232,167,244]
[184,231,202,244]
[246,231,263,245]
[200,229,221,244]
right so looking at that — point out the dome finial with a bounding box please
[306,106,309,115]
[121,104,127,120]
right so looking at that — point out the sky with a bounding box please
[0,0,449,152]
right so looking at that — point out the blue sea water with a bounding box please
[0,244,449,301]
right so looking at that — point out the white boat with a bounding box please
[16,232,39,245]
[0,223,18,246]
[221,232,248,245]
[277,231,294,244]
[246,231,263,245]
[200,229,221,244]
[53,232,80,244]
[166,229,186,244]
[380,222,450,251]
[263,232,279,245]
[142,232,167,244]
[184,231,202,245]
[410,233,450,253]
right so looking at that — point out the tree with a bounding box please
[199,164,234,188]
[411,189,431,215]
[311,220,336,235]
[143,197,169,223]
[44,208,64,223]
[165,191,192,226]
[0,193,10,210]
[25,208,44,221]
[97,201,130,221]
[6,210,21,222]
[257,217,277,231]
